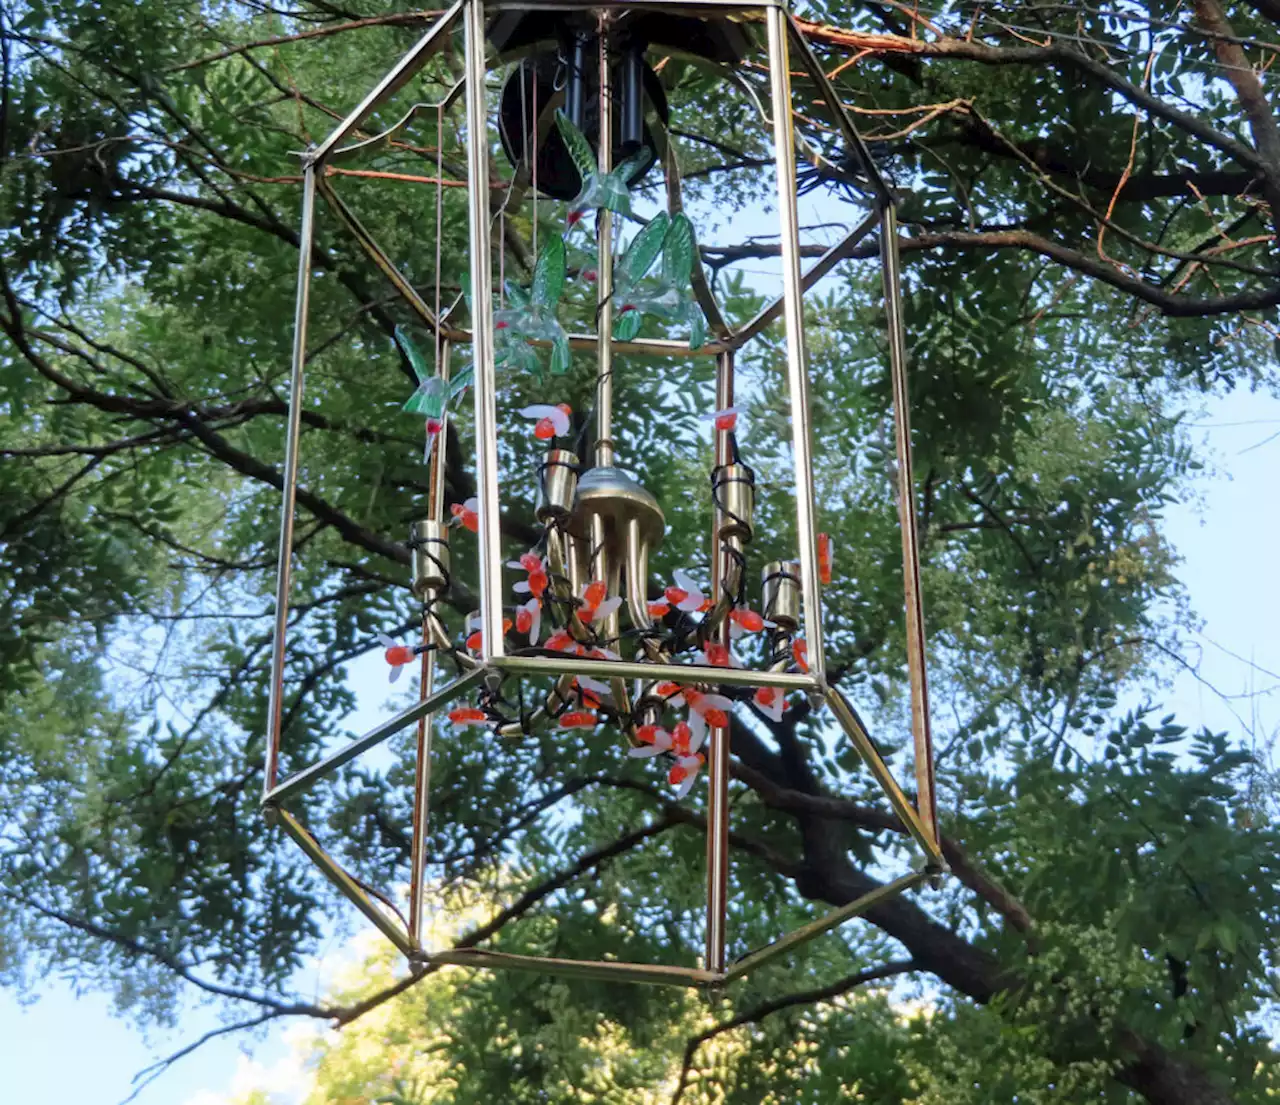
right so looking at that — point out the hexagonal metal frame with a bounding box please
[261,0,942,988]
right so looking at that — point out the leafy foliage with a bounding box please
[1,2,1278,1103]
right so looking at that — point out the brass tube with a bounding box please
[544,526,589,645]
[565,529,588,601]
[594,34,615,468]
[429,947,718,988]
[705,348,735,973]
[429,340,452,518]
[784,15,893,207]
[264,165,316,800]
[493,655,818,691]
[412,328,449,944]
[586,512,630,716]
[463,0,505,661]
[264,668,487,807]
[766,6,826,680]
[449,331,723,356]
[698,533,743,645]
[728,209,878,352]
[277,809,414,955]
[409,647,435,948]
[723,871,927,983]
[881,204,938,849]
[308,2,464,167]
[624,518,667,663]
[318,178,441,336]
[825,685,944,868]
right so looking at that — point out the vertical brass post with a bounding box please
[464,0,504,662]
[264,165,317,800]
[594,29,615,469]
[705,349,735,974]
[765,6,825,682]
[880,204,937,845]
[409,337,453,949]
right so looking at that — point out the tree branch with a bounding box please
[697,227,1280,316]
[1192,0,1280,244]
[670,960,918,1104]
[167,10,444,73]
[0,887,328,1016]
[793,19,1266,174]
[120,1011,287,1105]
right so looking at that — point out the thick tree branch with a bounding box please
[1193,0,1280,241]
[730,760,1035,941]
[793,19,1266,174]
[705,232,1280,317]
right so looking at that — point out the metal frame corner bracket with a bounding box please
[309,2,464,167]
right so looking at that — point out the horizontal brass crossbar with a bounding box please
[429,948,719,987]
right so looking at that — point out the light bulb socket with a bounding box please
[712,463,754,542]
[409,520,450,597]
[538,449,579,522]
[762,560,801,630]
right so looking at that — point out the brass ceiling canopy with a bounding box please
[486,10,749,65]
[491,11,748,199]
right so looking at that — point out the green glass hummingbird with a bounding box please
[555,110,652,228]
[611,213,707,351]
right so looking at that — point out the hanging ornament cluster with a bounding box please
[263,1,942,988]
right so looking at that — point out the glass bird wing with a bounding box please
[662,213,697,287]
[616,212,670,295]
[393,325,433,384]
[531,234,566,309]
[403,374,446,417]
[504,278,530,310]
[555,110,598,182]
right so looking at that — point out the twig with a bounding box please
[120,1012,285,1105]
[166,11,444,72]
[670,961,917,1104]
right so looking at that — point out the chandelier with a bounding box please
[261,0,944,990]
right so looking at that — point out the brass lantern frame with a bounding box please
[262,0,942,988]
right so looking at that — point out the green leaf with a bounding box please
[662,213,696,286]
[617,213,670,288]
[393,325,433,384]
[554,110,597,182]
[688,307,706,351]
[532,235,566,308]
